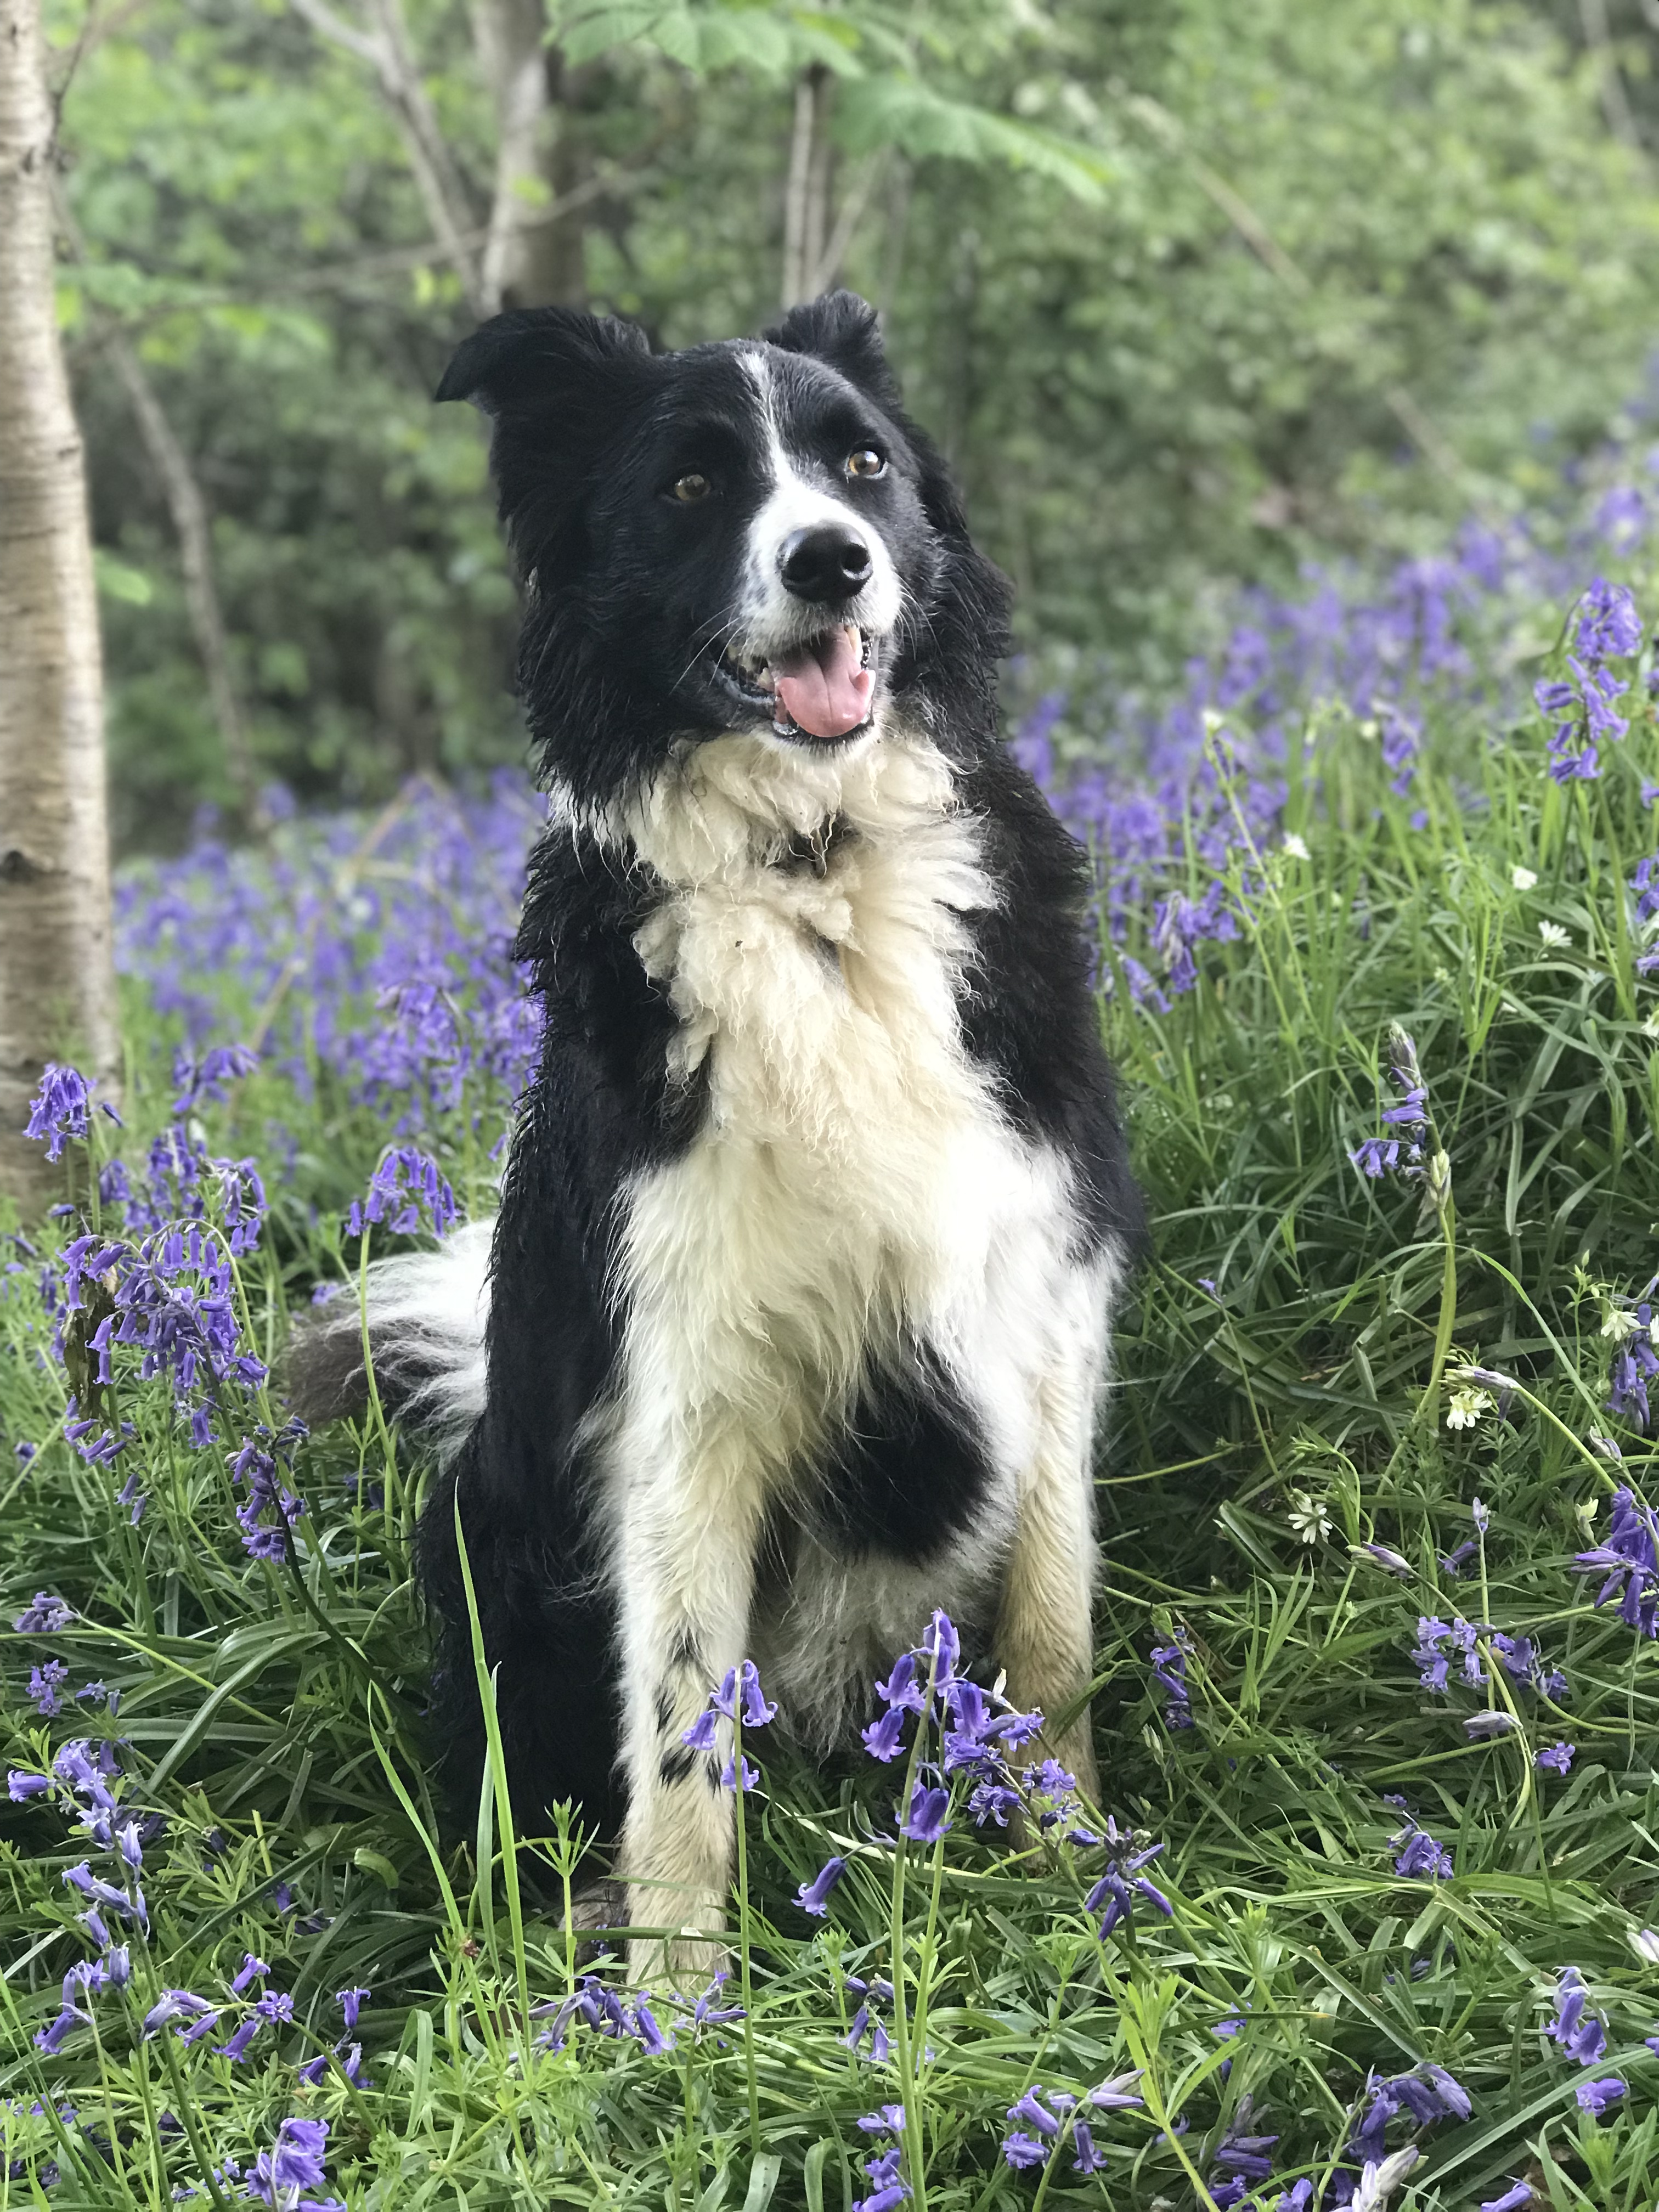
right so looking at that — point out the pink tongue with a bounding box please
[772,628,872,739]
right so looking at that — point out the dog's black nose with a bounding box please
[778,524,873,604]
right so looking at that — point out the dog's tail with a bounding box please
[284,1216,494,1451]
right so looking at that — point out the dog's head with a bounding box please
[437,292,1008,806]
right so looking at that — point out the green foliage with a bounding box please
[47,0,1659,845]
[10,592,1659,2200]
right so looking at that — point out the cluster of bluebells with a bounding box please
[997,2075,1138,2178]
[1601,1298,1659,1431]
[7,1735,145,2055]
[1349,1026,1430,1183]
[681,1658,777,1793]
[114,775,545,1138]
[17,1060,336,1555]
[1390,1810,1454,1882]
[1532,578,1643,785]
[1547,1967,1631,2118]
[1576,1484,1659,1636]
[217,2114,347,2211]
[345,1146,458,1242]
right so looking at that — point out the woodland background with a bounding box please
[53,0,1659,852]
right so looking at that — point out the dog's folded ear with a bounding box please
[763,291,900,410]
[435,307,652,415]
[436,309,657,574]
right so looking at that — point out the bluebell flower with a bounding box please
[856,2105,905,2135]
[229,1953,268,1995]
[861,1707,906,1762]
[874,1651,927,1714]
[1479,2183,1532,2211]
[795,1855,846,1916]
[246,2115,342,2210]
[1576,2076,1626,2115]
[1006,2088,1062,2138]
[1463,1711,1517,1740]
[28,1661,68,1716]
[25,1065,92,1161]
[631,1993,674,2055]
[1576,1485,1659,1634]
[1438,1538,1477,1577]
[1001,2132,1048,2170]
[921,1610,960,1684]
[719,1752,759,1793]
[13,1592,74,1633]
[336,1985,370,2031]
[1085,1824,1173,1934]
[1392,1825,1453,1879]
[1070,2121,1107,2175]
[900,1783,951,1843]
[1536,1741,1575,1774]
[1150,1635,1193,1729]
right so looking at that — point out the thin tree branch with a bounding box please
[806,149,882,299]
[1578,0,1644,150]
[781,64,826,308]
[286,0,487,314]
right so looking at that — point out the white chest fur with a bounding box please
[588,731,1101,1737]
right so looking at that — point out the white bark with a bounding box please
[0,0,121,1218]
[471,0,589,311]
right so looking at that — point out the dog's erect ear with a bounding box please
[435,307,652,415]
[763,291,900,409]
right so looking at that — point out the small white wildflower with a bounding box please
[1282,832,1311,861]
[1538,921,1570,949]
[1576,1495,1600,1529]
[1446,1386,1493,1431]
[1510,865,1538,891]
[1286,1491,1333,1545]
[1643,1013,1659,1041]
[1201,708,1227,736]
[1601,1305,1639,1344]
[1630,1927,1659,1966]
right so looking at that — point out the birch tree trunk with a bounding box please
[0,0,121,1218]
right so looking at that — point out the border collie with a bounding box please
[298,291,1144,1981]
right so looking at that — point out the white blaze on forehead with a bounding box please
[736,351,901,647]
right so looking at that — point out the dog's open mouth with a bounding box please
[719,624,876,742]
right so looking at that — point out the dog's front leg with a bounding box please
[614,1449,760,1989]
[992,1341,1103,1805]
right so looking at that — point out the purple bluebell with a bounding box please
[13,1592,74,1632]
[27,1661,68,1716]
[229,1953,268,1994]
[25,1065,92,1160]
[900,1783,952,1843]
[1576,1485,1659,1634]
[795,1856,846,1915]
[1393,1826,1453,1880]
[1070,2121,1106,2175]
[861,1707,906,1762]
[9,1765,57,1801]
[1576,2076,1626,2115]
[1150,1636,1193,1729]
[1479,2185,1532,2211]
[337,1985,370,2030]
[1536,1741,1575,1774]
[1001,2132,1047,2170]
[1006,2088,1062,2138]
[631,1993,674,2055]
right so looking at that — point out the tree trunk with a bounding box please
[471,0,589,311]
[0,0,121,1220]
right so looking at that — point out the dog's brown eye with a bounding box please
[672,472,711,503]
[846,448,885,479]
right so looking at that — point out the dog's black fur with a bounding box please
[309,292,1144,1874]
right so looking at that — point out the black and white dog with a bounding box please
[304,291,1143,1979]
